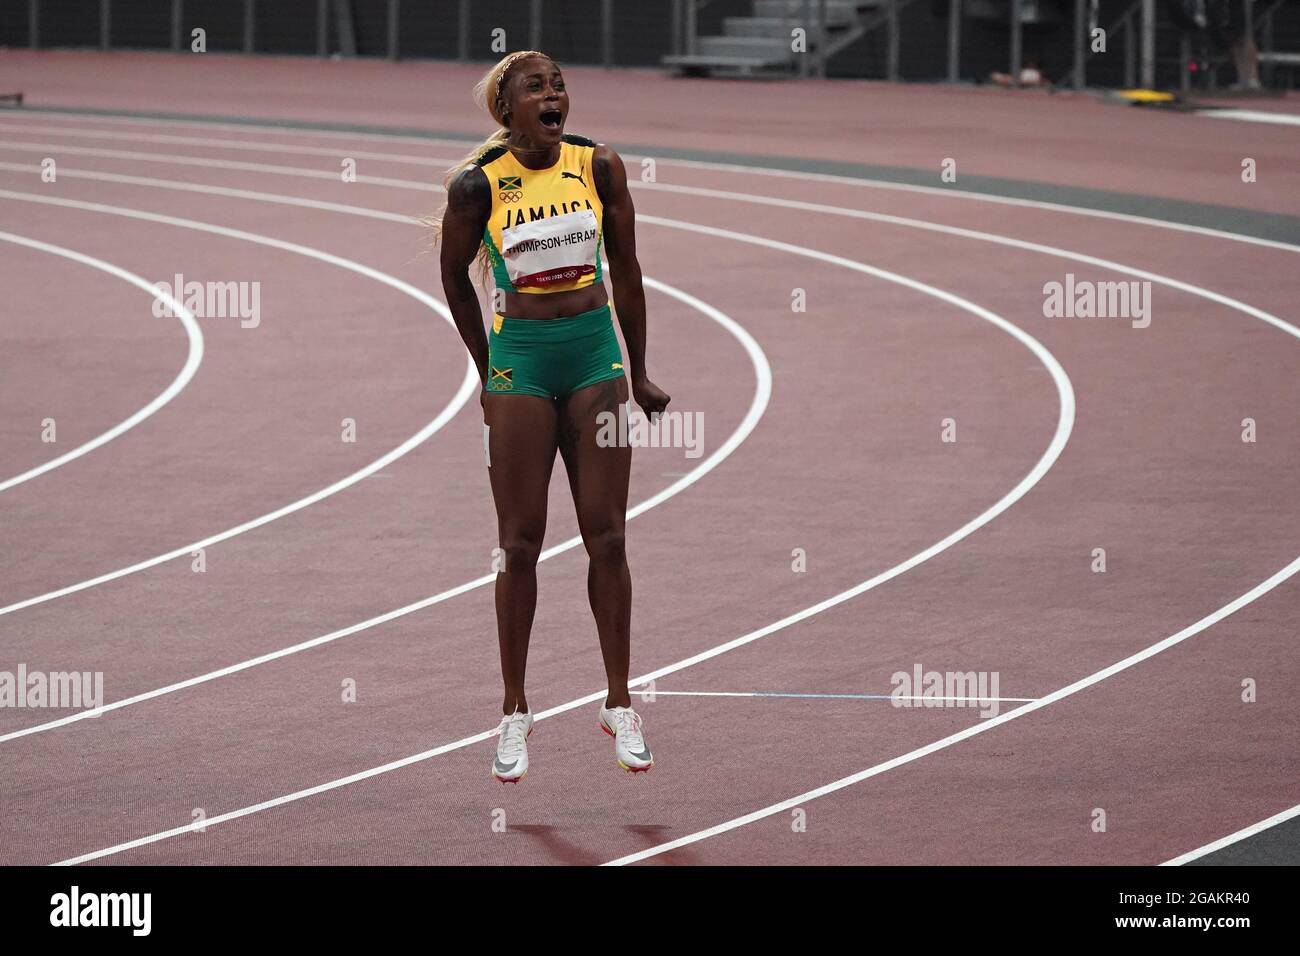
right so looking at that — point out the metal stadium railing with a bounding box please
[3,0,1295,89]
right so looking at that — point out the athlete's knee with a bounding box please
[500,533,544,571]
[585,527,626,566]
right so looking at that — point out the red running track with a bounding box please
[0,52,1296,866]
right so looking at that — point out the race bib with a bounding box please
[501,208,599,289]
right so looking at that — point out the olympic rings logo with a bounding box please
[499,192,523,203]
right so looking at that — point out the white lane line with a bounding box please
[599,212,1300,866]
[17,114,1295,867]
[52,234,1069,865]
[0,122,446,166]
[0,232,202,493]
[7,149,1287,344]
[1162,801,1300,866]
[0,255,771,744]
[628,179,1300,869]
[4,156,1289,729]
[0,140,434,191]
[606,554,1300,866]
[19,154,1288,867]
[0,161,418,224]
[8,110,1297,255]
[638,185,1300,340]
[1195,108,1300,127]
[51,268,770,866]
[0,189,479,618]
[0,109,475,148]
[0,157,769,646]
[6,149,1287,362]
[649,691,1038,703]
[638,157,1300,256]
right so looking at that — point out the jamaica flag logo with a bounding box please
[497,176,524,203]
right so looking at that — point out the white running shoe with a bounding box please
[598,705,654,773]
[492,710,533,784]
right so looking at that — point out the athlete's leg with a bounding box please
[556,375,634,708]
[484,393,558,716]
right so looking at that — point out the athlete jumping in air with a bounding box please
[434,51,670,783]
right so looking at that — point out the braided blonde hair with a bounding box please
[424,50,554,286]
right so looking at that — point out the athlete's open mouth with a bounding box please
[539,109,563,129]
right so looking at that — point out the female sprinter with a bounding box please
[435,51,670,783]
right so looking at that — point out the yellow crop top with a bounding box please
[476,133,604,295]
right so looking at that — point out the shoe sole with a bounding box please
[599,719,654,773]
[491,722,534,783]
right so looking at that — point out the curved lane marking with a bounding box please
[606,552,1300,865]
[0,189,479,618]
[51,231,1070,866]
[4,112,1296,254]
[0,231,203,493]
[0,239,772,742]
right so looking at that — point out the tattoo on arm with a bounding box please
[439,165,493,382]
[450,167,491,231]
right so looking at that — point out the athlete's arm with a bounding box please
[594,144,670,417]
[439,164,494,396]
